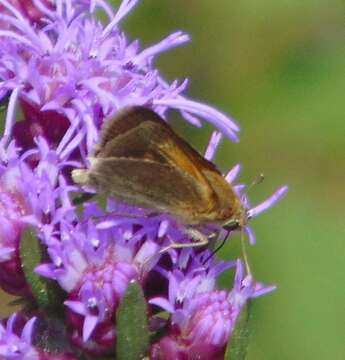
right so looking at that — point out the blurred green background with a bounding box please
[1,1,344,359]
[120,1,344,359]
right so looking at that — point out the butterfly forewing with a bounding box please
[79,106,241,225]
[95,107,168,157]
[90,157,216,224]
[96,107,214,187]
[96,107,218,173]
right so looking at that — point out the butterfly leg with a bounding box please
[158,228,210,255]
[141,229,215,271]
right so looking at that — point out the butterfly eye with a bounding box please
[223,219,240,232]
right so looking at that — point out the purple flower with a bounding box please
[0,313,79,359]
[150,257,274,360]
[0,0,287,358]
[0,0,239,168]
[35,198,171,353]
[0,149,24,262]
[0,140,37,295]
[0,314,39,359]
[0,135,76,295]
[0,0,52,25]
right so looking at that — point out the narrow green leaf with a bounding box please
[225,302,252,360]
[116,281,149,360]
[20,227,64,309]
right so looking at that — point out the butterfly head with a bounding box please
[221,199,248,232]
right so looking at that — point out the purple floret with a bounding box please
[0,314,39,359]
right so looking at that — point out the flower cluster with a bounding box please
[0,0,287,358]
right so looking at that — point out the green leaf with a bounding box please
[225,302,252,360]
[116,281,149,360]
[20,227,65,310]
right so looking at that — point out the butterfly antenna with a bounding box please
[202,229,231,264]
[240,173,265,211]
[241,228,252,276]
[248,173,265,194]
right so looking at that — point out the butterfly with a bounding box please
[72,106,246,248]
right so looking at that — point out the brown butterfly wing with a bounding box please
[95,107,168,157]
[96,106,221,179]
[88,157,214,224]
[89,106,237,224]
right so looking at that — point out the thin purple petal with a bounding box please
[248,185,288,218]
[149,297,175,313]
[225,164,241,183]
[83,315,99,342]
[204,131,223,161]
[3,86,20,138]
